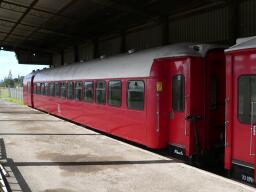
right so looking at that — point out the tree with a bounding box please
[7,70,12,80]
[0,71,24,88]
[1,70,14,88]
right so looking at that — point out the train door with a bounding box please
[169,70,187,157]
[168,58,205,160]
[27,75,35,107]
[231,62,256,183]
[27,82,31,105]
[205,50,225,161]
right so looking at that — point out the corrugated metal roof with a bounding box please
[225,36,256,52]
[0,0,227,53]
[33,43,223,81]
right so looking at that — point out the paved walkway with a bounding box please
[0,100,254,192]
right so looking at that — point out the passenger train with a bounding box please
[23,39,256,185]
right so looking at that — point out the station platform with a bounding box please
[0,99,254,192]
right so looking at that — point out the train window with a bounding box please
[172,75,184,112]
[27,82,30,94]
[127,80,144,110]
[238,76,256,123]
[45,83,49,96]
[67,82,74,100]
[75,81,83,101]
[96,81,106,104]
[61,82,67,98]
[33,84,37,94]
[36,83,41,94]
[84,81,94,102]
[41,83,45,95]
[50,82,55,96]
[108,81,122,107]
[55,82,60,97]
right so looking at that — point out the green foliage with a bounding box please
[0,70,24,88]
[3,97,24,105]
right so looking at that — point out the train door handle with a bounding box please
[250,125,256,156]
[253,125,256,136]
[250,102,256,156]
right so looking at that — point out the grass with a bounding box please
[3,97,24,105]
[0,88,24,105]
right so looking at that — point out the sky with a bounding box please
[0,50,49,80]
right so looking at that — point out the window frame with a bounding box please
[84,81,94,103]
[172,74,185,112]
[126,80,145,111]
[33,83,36,94]
[45,82,49,96]
[36,83,41,94]
[49,82,55,97]
[237,75,256,124]
[108,80,122,107]
[41,83,45,95]
[95,80,107,105]
[61,81,67,99]
[27,82,30,94]
[67,81,75,100]
[75,81,83,101]
[55,82,60,97]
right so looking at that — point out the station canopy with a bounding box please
[0,0,224,53]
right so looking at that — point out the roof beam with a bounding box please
[81,0,227,41]
[18,0,84,47]
[168,0,226,20]
[0,0,81,23]
[1,40,53,52]
[0,18,85,43]
[1,0,40,45]
[88,0,158,22]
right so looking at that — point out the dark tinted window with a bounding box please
[238,76,256,123]
[61,82,67,98]
[27,82,30,94]
[55,82,60,97]
[41,83,45,95]
[50,82,55,96]
[67,82,74,99]
[96,81,106,104]
[36,83,41,94]
[172,75,184,112]
[127,81,144,110]
[33,83,36,94]
[45,83,49,96]
[84,81,94,102]
[108,81,122,107]
[75,81,83,101]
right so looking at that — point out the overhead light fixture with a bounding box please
[33,53,36,56]
[0,46,3,50]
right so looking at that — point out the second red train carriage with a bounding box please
[23,43,226,163]
[225,37,256,184]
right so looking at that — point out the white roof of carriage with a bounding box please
[226,36,256,52]
[34,43,223,82]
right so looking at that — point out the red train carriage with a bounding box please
[225,37,256,184]
[23,72,35,107]
[24,43,226,162]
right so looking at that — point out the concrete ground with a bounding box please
[0,100,254,192]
